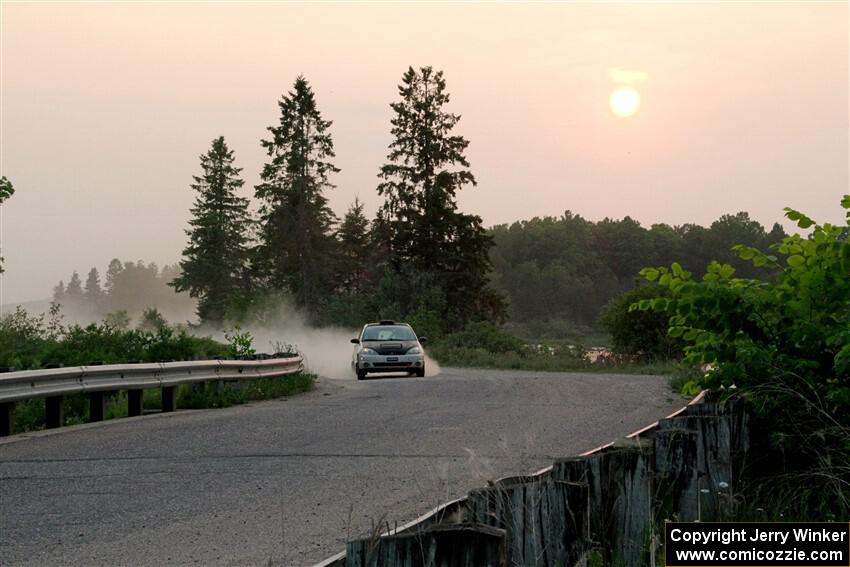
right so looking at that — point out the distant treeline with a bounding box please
[49,210,787,339]
[51,260,195,324]
[490,210,787,336]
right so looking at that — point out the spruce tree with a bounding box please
[52,280,66,304]
[84,268,103,302]
[255,75,339,320]
[172,136,251,324]
[104,258,123,294]
[337,198,371,294]
[377,66,504,325]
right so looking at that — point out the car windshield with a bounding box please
[362,325,416,341]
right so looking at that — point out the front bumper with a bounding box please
[356,354,424,373]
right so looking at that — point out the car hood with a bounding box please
[361,340,419,355]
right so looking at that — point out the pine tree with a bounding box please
[84,267,103,302]
[104,259,123,295]
[52,280,66,304]
[255,75,339,320]
[172,136,251,324]
[337,198,371,294]
[66,271,83,298]
[377,66,504,325]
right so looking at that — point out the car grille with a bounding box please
[373,362,412,367]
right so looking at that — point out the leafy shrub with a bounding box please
[600,284,683,361]
[635,196,850,516]
[224,326,256,358]
[439,321,526,354]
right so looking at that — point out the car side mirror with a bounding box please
[418,337,428,344]
[350,338,360,344]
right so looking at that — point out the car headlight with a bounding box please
[407,346,421,355]
[361,348,377,355]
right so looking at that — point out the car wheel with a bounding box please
[356,369,367,380]
[415,367,425,378]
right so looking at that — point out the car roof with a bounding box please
[364,321,410,327]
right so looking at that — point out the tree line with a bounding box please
[490,210,787,337]
[51,260,195,324]
[171,68,501,334]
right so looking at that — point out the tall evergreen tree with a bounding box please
[104,258,124,296]
[337,198,371,294]
[377,66,504,325]
[255,75,339,320]
[84,267,103,302]
[52,280,66,304]
[66,271,83,298]
[172,136,251,324]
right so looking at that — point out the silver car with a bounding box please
[350,321,427,380]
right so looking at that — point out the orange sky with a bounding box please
[1,1,847,304]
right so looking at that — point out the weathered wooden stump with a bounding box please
[656,399,750,521]
[464,474,581,567]
[553,442,653,567]
[345,524,506,567]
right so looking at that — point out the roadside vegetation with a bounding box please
[0,307,313,433]
[635,196,850,519]
[426,321,681,375]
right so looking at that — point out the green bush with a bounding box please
[438,321,526,353]
[636,196,850,517]
[600,284,683,361]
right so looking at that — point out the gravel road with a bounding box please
[0,367,685,566]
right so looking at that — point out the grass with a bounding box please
[10,373,315,434]
[428,344,682,375]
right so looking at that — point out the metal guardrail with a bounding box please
[0,356,303,436]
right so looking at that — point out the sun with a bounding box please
[609,86,640,117]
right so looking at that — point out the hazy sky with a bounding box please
[1,1,847,305]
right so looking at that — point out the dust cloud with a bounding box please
[203,302,441,380]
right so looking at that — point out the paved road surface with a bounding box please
[0,367,684,566]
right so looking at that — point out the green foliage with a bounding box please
[639,196,850,516]
[103,309,131,331]
[600,284,683,361]
[0,307,227,370]
[0,176,14,273]
[490,210,787,331]
[429,321,595,372]
[439,321,526,354]
[171,136,252,325]
[0,176,13,203]
[224,326,256,358]
[138,307,167,332]
[178,373,313,409]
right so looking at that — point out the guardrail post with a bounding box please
[89,391,110,422]
[128,389,144,417]
[162,386,176,412]
[0,402,14,437]
[46,395,64,429]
